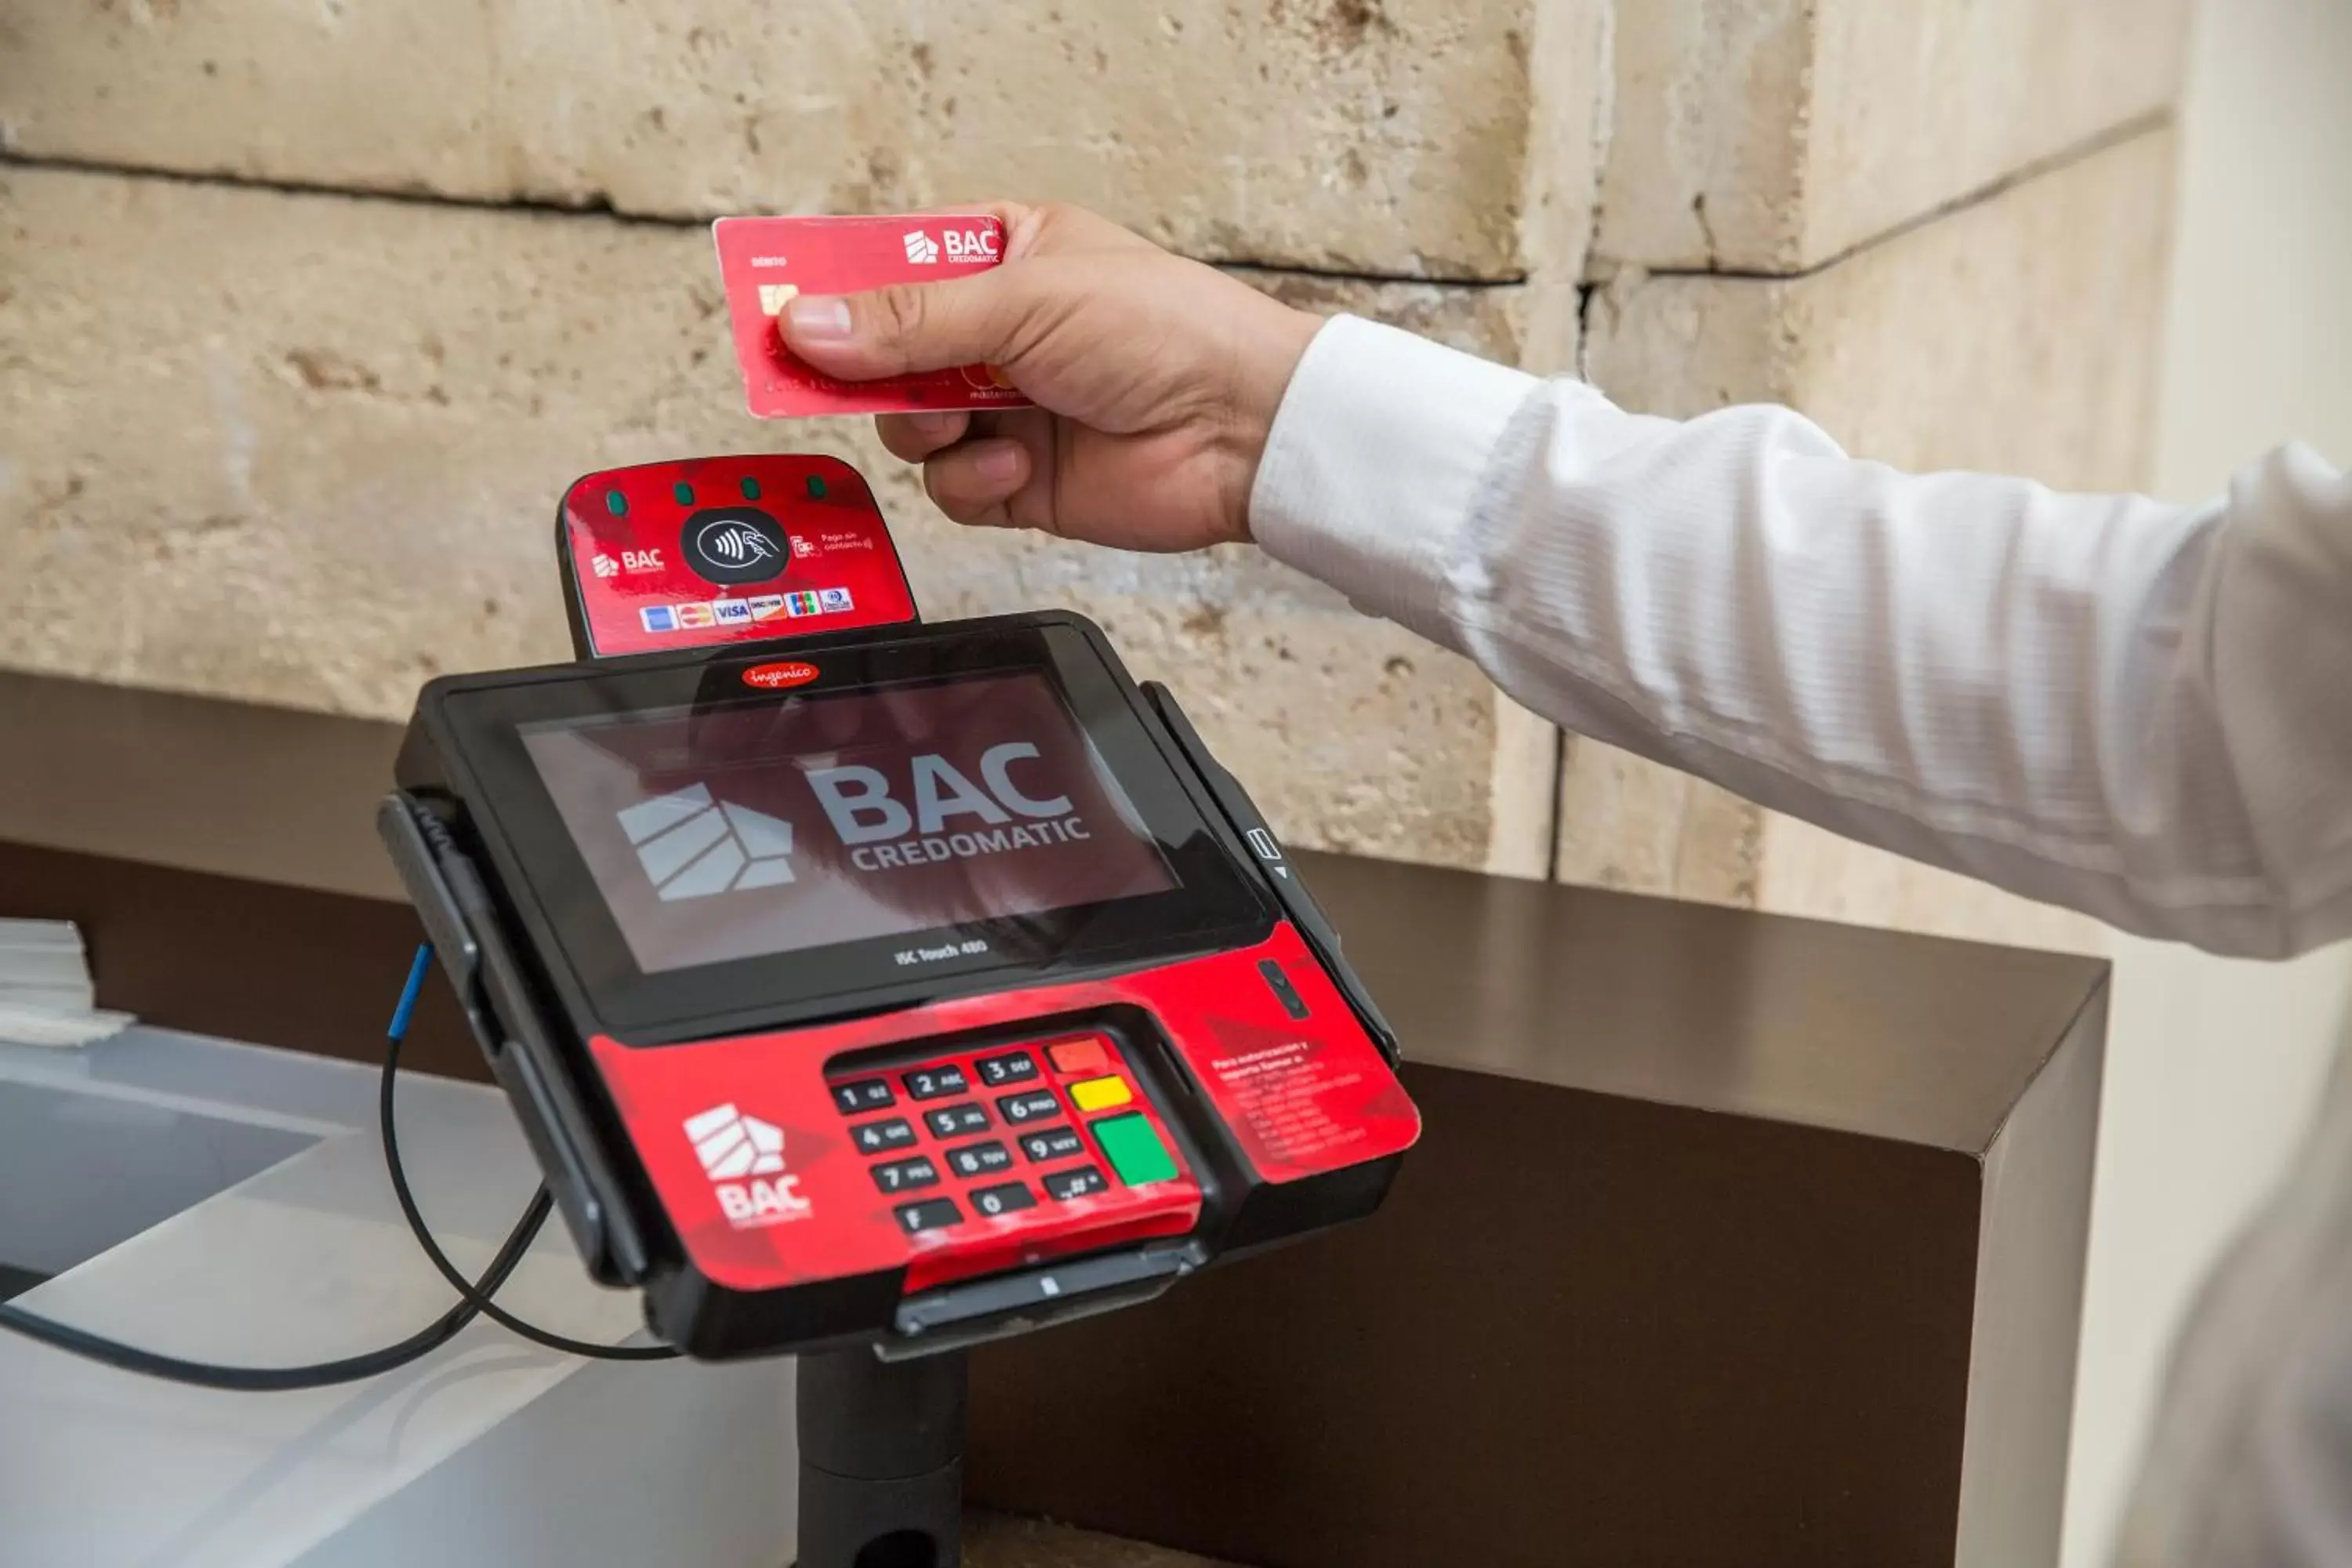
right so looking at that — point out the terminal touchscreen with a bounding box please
[381,453,1420,1363]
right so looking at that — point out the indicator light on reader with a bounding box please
[806,474,828,499]
[740,477,763,500]
[673,481,695,506]
[604,488,628,517]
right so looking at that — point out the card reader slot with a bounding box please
[377,793,655,1287]
[1139,682,1401,1063]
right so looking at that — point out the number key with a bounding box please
[851,1117,916,1155]
[903,1065,970,1101]
[924,1103,990,1139]
[945,1141,1012,1178]
[871,1156,940,1195]
[832,1079,894,1114]
[976,1050,1040,1087]
[1019,1127,1086,1163]
[970,1182,1037,1218]
[997,1089,1061,1125]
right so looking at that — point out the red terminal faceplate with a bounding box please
[590,921,1421,1297]
[561,454,919,658]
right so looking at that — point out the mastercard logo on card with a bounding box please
[712,214,1033,419]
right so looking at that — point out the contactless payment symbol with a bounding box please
[683,506,790,586]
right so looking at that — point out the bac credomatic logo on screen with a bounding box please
[615,742,1089,902]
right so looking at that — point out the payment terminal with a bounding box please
[379,453,1419,1562]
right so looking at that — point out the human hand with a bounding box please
[777,202,1322,551]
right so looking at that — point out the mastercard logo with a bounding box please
[959,361,1017,391]
[741,660,821,691]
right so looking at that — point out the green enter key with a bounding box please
[1091,1112,1179,1186]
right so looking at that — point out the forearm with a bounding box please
[1251,317,2352,957]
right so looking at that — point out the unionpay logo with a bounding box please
[902,229,941,265]
[617,782,797,900]
[684,1103,811,1229]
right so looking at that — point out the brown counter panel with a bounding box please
[970,1063,1984,1567]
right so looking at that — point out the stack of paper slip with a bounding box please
[0,920,134,1049]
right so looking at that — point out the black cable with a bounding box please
[379,946,677,1362]
[0,1192,554,1392]
[0,943,679,1385]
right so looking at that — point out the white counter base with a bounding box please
[0,1026,797,1568]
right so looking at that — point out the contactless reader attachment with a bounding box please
[381,454,1418,1563]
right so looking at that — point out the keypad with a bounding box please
[826,1033,1182,1243]
[871,1156,939,1194]
[975,1051,1040,1087]
[896,1198,962,1234]
[851,1117,917,1155]
[1069,1076,1132,1112]
[1047,1037,1109,1075]
[1044,1166,1110,1201]
[970,1182,1036,1218]
[924,1103,991,1139]
[945,1140,1013,1178]
[1020,1127,1086,1163]
[997,1089,1061,1126]
[833,1079,895,1113]
[903,1065,970,1101]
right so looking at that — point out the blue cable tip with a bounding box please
[388,945,433,1041]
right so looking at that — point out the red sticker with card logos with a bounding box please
[713,214,1033,419]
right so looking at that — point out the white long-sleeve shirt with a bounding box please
[1247,314,2352,1566]
[1250,315,2352,960]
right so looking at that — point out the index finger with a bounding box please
[876,410,971,463]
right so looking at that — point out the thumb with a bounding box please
[779,268,1036,382]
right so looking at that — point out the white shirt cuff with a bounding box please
[1248,314,1539,648]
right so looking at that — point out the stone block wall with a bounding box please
[0,0,2194,942]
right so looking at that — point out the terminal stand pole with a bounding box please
[794,1345,969,1568]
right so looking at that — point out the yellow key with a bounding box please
[1069,1076,1134,1112]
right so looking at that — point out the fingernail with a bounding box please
[909,412,963,440]
[974,442,1024,485]
[783,296,853,341]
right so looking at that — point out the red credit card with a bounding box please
[713,214,1033,419]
